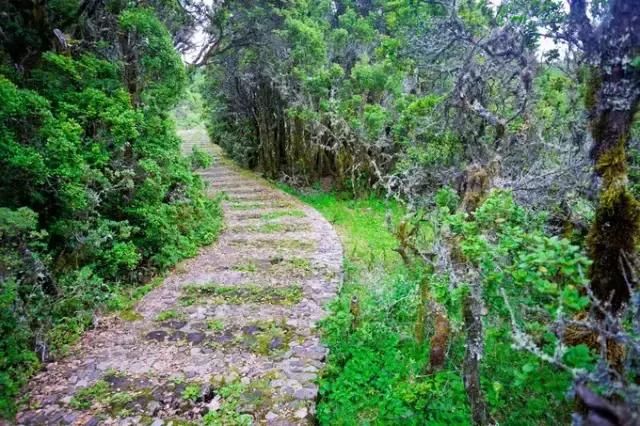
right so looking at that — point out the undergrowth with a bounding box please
[282,187,574,425]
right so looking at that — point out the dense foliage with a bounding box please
[2,0,639,423]
[0,1,220,417]
[200,0,640,424]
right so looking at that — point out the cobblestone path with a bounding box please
[15,128,342,426]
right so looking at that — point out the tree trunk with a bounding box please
[581,0,640,312]
[462,280,489,426]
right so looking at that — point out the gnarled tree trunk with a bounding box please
[571,0,640,312]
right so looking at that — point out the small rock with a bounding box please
[60,396,72,406]
[294,407,308,419]
[186,332,205,344]
[269,337,284,350]
[150,419,164,426]
[146,400,161,416]
[163,320,187,329]
[265,411,279,421]
[242,325,260,335]
[294,387,318,400]
[224,372,239,383]
[62,412,78,423]
[167,330,186,341]
[207,395,222,412]
[146,330,168,342]
[85,417,100,426]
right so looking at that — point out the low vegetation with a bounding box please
[283,187,593,424]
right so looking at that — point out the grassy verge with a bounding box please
[281,187,573,426]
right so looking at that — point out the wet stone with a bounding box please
[212,330,235,344]
[187,331,206,344]
[294,387,318,400]
[167,330,187,341]
[242,324,261,335]
[146,400,161,415]
[146,330,168,342]
[85,417,100,426]
[269,337,284,351]
[162,319,187,329]
[192,322,207,330]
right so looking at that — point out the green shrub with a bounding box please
[0,6,221,417]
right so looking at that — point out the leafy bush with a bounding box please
[0,6,221,417]
[297,189,584,425]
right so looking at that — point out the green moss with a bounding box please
[70,380,111,410]
[181,284,303,305]
[270,257,312,276]
[239,222,311,234]
[584,67,602,112]
[155,309,184,322]
[260,210,306,220]
[119,309,143,322]
[239,320,295,356]
[228,238,315,251]
[207,319,225,331]
[587,187,640,310]
[202,378,274,425]
[595,140,628,191]
[232,261,258,272]
[588,134,640,310]
[253,324,292,356]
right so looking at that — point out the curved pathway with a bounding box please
[16,128,342,425]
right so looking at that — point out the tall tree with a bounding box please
[568,0,640,312]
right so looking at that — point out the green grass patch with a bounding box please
[227,238,315,251]
[70,380,111,410]
[260,210,306,220]
[232,261,258,272]
[203,379,272,425]
[155,309,184,322]
[207,319,225,331]
[181,284,303,306]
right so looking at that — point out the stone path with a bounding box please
[15,128,342,425]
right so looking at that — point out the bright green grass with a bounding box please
[276,186,403,269]
[282,186,572,426]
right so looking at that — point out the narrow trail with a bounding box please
[16,128,343,426]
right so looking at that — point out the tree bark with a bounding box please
[575,0,640,312]
[463,280,489,426]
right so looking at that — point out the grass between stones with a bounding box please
[232,257,312,276]
[69,374,153,418]
[180,284,303,306]
[234,222,311,234]
[260,210,306,220]
[205,320,297,356]
[227,238,316,252]
[69,370,215,421]
[203,376,277,425]
[155,309,184,322]
[227,200,294,210]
